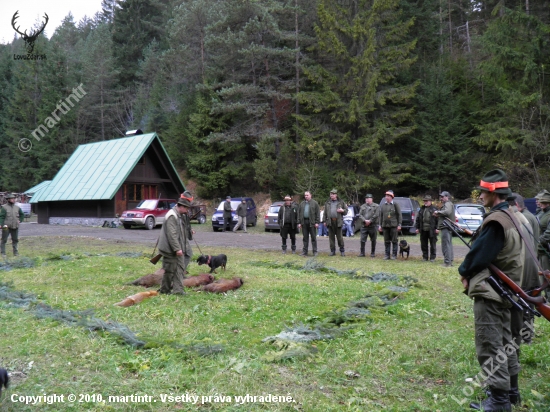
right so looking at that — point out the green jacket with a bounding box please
[298,199,320,226]
[466,209,524,302]
[158,207,185,256]
[236,202,247,217]
[323,198,347,227]
[436,200,455,229]
[379,201,402,228]
[278,202,299,230]
[0,203,25,229]
[358,202,379,227]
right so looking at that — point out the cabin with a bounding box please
[30,132,185,225]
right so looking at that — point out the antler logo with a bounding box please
[11,11,49,54]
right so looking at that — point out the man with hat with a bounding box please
[278,195,299,254]
[223,196,233,231]
[158,197,191,295]
[415,195,438,262]
[536,189,550,273]
[458,169,523,412]
[0,194,25,259]
[357,194,379,257]
[180,191,196,272]
[435,190,455,267]
[298,191,320,256]
[323,189,347,256]
[378,190,402,260]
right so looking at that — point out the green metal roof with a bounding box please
[32,133,184,202]
[24,180,52,195]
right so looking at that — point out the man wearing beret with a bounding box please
[0,194,25,259]
[323,189,347,256]
[458,169,523,412]
[357,194,379,257]
[435,190,456,267]
[415,195,438,262]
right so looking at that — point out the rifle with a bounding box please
[441,217,550,322]
[150,253,162,265]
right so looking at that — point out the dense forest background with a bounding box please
[1,0,549,203]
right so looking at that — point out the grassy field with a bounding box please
[0,236,549,411]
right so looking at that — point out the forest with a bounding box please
[0,0,549,203]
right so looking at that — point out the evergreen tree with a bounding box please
[297,0,418,192]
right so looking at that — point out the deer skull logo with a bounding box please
[11,11,49,54]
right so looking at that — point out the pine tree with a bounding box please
[297,0,418,190]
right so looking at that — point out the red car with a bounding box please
[121,198,177,230]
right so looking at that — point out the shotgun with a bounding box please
[441,218,550,322]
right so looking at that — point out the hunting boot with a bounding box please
[282,243,287,254]
[509,374,521,405]
[13,243,18,257]
[391,242,398,260]
[330,249,336,256]
[370,242,376,258]
[358,242,366,257]
[291,244,296,254]
[340,247,345,257]
[384,242,390,260]
[470,388,511,412]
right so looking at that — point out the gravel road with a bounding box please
[19,222,470,259]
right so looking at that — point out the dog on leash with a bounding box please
[399,239,410,259]
[196,254,227,273]
[200,277,243,293]
[0,367,9,396]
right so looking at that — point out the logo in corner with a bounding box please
[11,10,49,55]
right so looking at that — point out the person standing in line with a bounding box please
[298,191,321,256]
[323,189,347,256]
[223,196,233,231]
[435,191,455,267]
[357,194,379,257]
[233,199,248,233]
[0,194,24,259]
[415,195,438,262]
[378,190,401,260]
[278,195,298,254]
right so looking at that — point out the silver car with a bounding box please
[264,201,284,232]
[454,204,486,233]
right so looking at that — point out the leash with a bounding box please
[194,238,204,256]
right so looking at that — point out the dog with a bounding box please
[114,290,159,307]
[0,368,8,396]
[399,239,410,259]
[199,277,243,293]
[196,254,227,273]
[183,273,215,288]
[128,268,165,287]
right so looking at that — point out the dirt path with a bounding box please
[19,222,470,259]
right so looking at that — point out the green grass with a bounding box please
[0,237,549,411]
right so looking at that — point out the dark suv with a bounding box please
[212,197,257,231]
[378,197,420,235]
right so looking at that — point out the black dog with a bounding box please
[0,368,9,396]
[399,240,410,259]
[196,254,227,273]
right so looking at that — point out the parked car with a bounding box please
[121,198,176,230]
[16,202,31,218]
[212,197,257,231]
[264,201,284,232]
[378,197,420,235]
[454,203,486,233]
